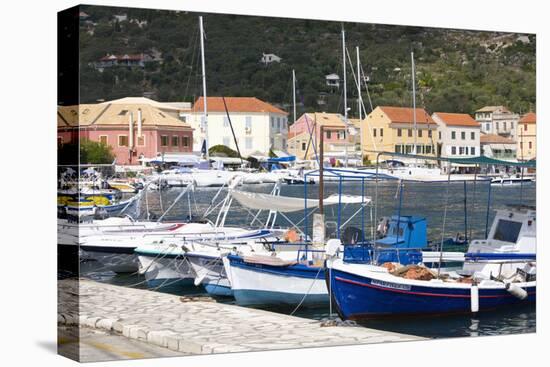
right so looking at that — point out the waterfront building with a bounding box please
[361,106,437,163]
[475,105,519,141]
[480,134,516,160]
[260,53,282,65]
[57,98,193,165]
[186,97,288,157]
[287,112,361,162]
[517,112,536,161]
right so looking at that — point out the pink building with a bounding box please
[57,98,193,165]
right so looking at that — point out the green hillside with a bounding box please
[78,5,536,117]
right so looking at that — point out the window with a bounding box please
[408,129,412,137]
[373,128,377,137]
[503,121,507,130]
[520,142,523,149]
[529,141,532,149]
[438,131,441,140]
[118,135,129,147]
[302,142,306,151]
[461,131,466,140]
[245,137,253,149]
[470,147,475,155]
[471,132,475,140]
[496,122,499,130]
[245,116,252,131]
[326,131,332,139]
[428,130,432,138]
[137,136,145,147]
[179,115,187,122]
[118,110,128,116]
[277,118,280,129]
[223,116,229,127]
[451,146,456,155]
[510,122,514,129]
[397,128,402,137]
[57,136,63,145]
[395,145,402,153]
[182,136,189,147]
[282,139,286,149]
[223,137,230,146]
[380,128,383,137]
[524,124,528,131]
[271,117,275,128]
[338,130,346,140]
[416,145,422,154]
[172,136,179,147]
[451,131,456,140]
[405,145,413,154]
[160,135,168,147]
[493,220,522,243]
[99,135,108,145]
[459,147,464,155]
[486,123,490,131]
[418,129,423,138]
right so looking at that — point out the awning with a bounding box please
[230,190,370,213]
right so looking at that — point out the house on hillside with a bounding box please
[517,112,536,161]
[361,106,438,163]
[475,105,519,141]
[184,97,288,157]
[57,98,193,165]
[325,74,340,89]
[260,53,282,65]
[95,53,155,71]
[432,112,481,173]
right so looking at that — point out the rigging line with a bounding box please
[359,62,374,112]
[183,26,200,101]
[289,265,323,316]
[345,47,377,152]
[222,96,244,165]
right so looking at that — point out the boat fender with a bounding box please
[505,283,527,300]
[470,285,479,313]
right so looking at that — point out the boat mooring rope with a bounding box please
[290,265,324,316]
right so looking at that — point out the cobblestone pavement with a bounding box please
[58,279,423,358]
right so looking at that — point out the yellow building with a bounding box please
[362,106,438,162]
[517,112,536,161]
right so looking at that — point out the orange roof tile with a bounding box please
[519,112,536,124]
[480,134,515,144]
[193,97,287,115]
[433,112,480,127]
[379,106,435,125]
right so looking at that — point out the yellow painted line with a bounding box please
[85,341,146,359]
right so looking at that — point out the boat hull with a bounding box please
[187,254,233,296]
[137,254,195,287]
[80,245,139,273]
[329,267,536,320]
[224,256,328,307]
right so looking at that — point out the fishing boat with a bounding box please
[490,175,534,186]
[327,204,536,319]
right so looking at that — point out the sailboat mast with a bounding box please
[356,46,362,120]
[292,69,297,124]
[199,16,209,159]
[342,27,348,166]
[411,51,417,157]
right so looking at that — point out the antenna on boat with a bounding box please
[292,69,297,124]
[199,16,209,160]
[342,25,349,167]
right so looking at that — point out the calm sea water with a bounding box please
[82,179,536,339]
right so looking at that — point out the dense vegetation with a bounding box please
[78,5,536,118]
[58,140,115,165]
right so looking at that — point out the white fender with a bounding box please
[470,285,479,313]
[506,283,528,300]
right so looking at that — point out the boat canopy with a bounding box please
[370,151,536,168]
[230,190,371,213]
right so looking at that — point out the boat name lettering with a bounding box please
[371,279,411,291]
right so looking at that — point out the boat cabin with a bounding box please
[376,215,427,249]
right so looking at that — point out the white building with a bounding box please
[260,53,282,65]
[480,134,517,160]
[432,112,481,173]
[325,74,340,89]
[475,105,519,141]
[185,97,288,157]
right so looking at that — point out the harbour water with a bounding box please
[80,179,536,339]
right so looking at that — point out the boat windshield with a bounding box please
[493,219,522,243]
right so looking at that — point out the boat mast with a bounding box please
[356,47,362,120]
[342,26,348,167]
[199,16,209,159]
[411,51,417,159]
[292,69,297,124]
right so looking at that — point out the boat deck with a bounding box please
[58,278,423,358]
